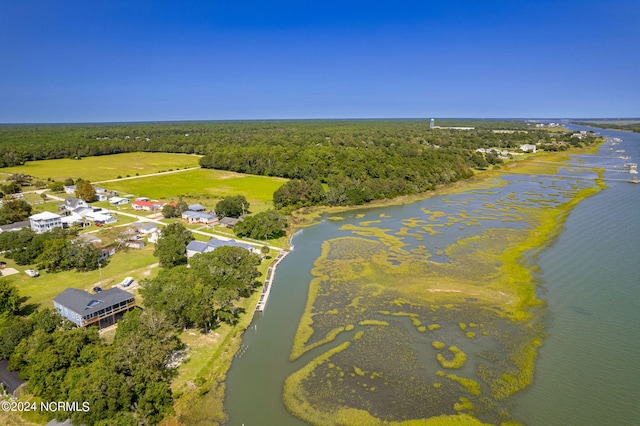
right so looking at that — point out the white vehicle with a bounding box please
[120,277,134,287]
[25,269,39,277]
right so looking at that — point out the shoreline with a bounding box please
[168,141,606,425]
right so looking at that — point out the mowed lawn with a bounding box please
[4,248,157,309]
[102,169,287,213]
[0,152,201,182]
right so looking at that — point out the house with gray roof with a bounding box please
[53,287,136,329]
[0,220,30,233]
[186,237,260,260]
[182,210,217,224]
[188,203,207,212]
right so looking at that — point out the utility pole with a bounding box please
[98,261,103,286]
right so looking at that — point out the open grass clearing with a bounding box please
[0,152,201,182]
[100,168,286,213]
[2,247,158,309]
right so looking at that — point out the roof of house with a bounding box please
[0,220,30,232]
[30,211,62,221]
[219,217,243,226]
[0,359,25,395]
[53,287,134,316]
[63,197,88,209]
[182,211,216,220]
[188,203,207,211]
[132,200,164,208]
[187,237,255,255]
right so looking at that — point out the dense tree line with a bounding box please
[573,121,640,133]
[142,246,261,333]
[0,227,101,272]
[1,280,181,425]
[1,120,588,207]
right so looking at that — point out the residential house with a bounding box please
[29,212,63,234]
[181,210,217,224]
[186,237,260,260]
[131,222,159,234]
[61,196,90,211]
[53,287,135,329]
[98,247,116,262]
[188,203,207,212]
[520,144,537,153]
[132,200,165,211]
[0,220,30,233]
[109,196,130,206]
[219,217,243,228]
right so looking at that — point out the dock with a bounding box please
[256,249,290,312]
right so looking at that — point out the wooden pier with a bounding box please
[256,249,290,312]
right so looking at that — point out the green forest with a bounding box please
[0,120,595,208]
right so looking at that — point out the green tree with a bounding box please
[161,203,177,218]
[48,181,65,192]
[273,179,324,210]
[0,281,21,315]
[234,209,288,240]
[0,198,33,225]
[215,195,249,218]
[153,222,193,267]
[1,181,21,195]
[175,197,189,215]
[8,173,32,186]
[63,177,75,186]
[75,180,97,202]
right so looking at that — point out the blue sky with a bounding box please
[1,0,638,123]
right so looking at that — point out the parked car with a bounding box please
[92,286,102,293]
[120,277,134,288]
[25,269,39,277]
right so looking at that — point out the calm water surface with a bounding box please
[225,125,640,425]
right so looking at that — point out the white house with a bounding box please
[29,212,63,234]
[520,144,537,153]
[181,210,217,224]
[109,197,130,206]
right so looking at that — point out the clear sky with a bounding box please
[1,0,638,123]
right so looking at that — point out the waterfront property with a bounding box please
[186,237,260,260]
[53,287,136,329]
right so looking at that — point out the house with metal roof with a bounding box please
[186,237,260,260]
[188,203,207,212]
[181,210,217,224]
[53,287,136,329]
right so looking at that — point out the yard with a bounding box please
[2,247,158,309]
[100,168,287,213]
[0,152,201,183]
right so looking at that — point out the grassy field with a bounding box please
[101,168,286,213]
[0,152,201,182]
[2,247,158,309]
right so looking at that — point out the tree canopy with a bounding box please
[215,195,249,218]
[234,209,288,240]
[153,222,194,267]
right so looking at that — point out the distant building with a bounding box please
[520,144,537,153]
[53,287,136,329]
[188,203,207,212]
[29,212,63,234]
[430,119,435,129]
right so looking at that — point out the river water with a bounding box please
[224,125,639,425]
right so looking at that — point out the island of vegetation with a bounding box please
[0,119,603,425]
